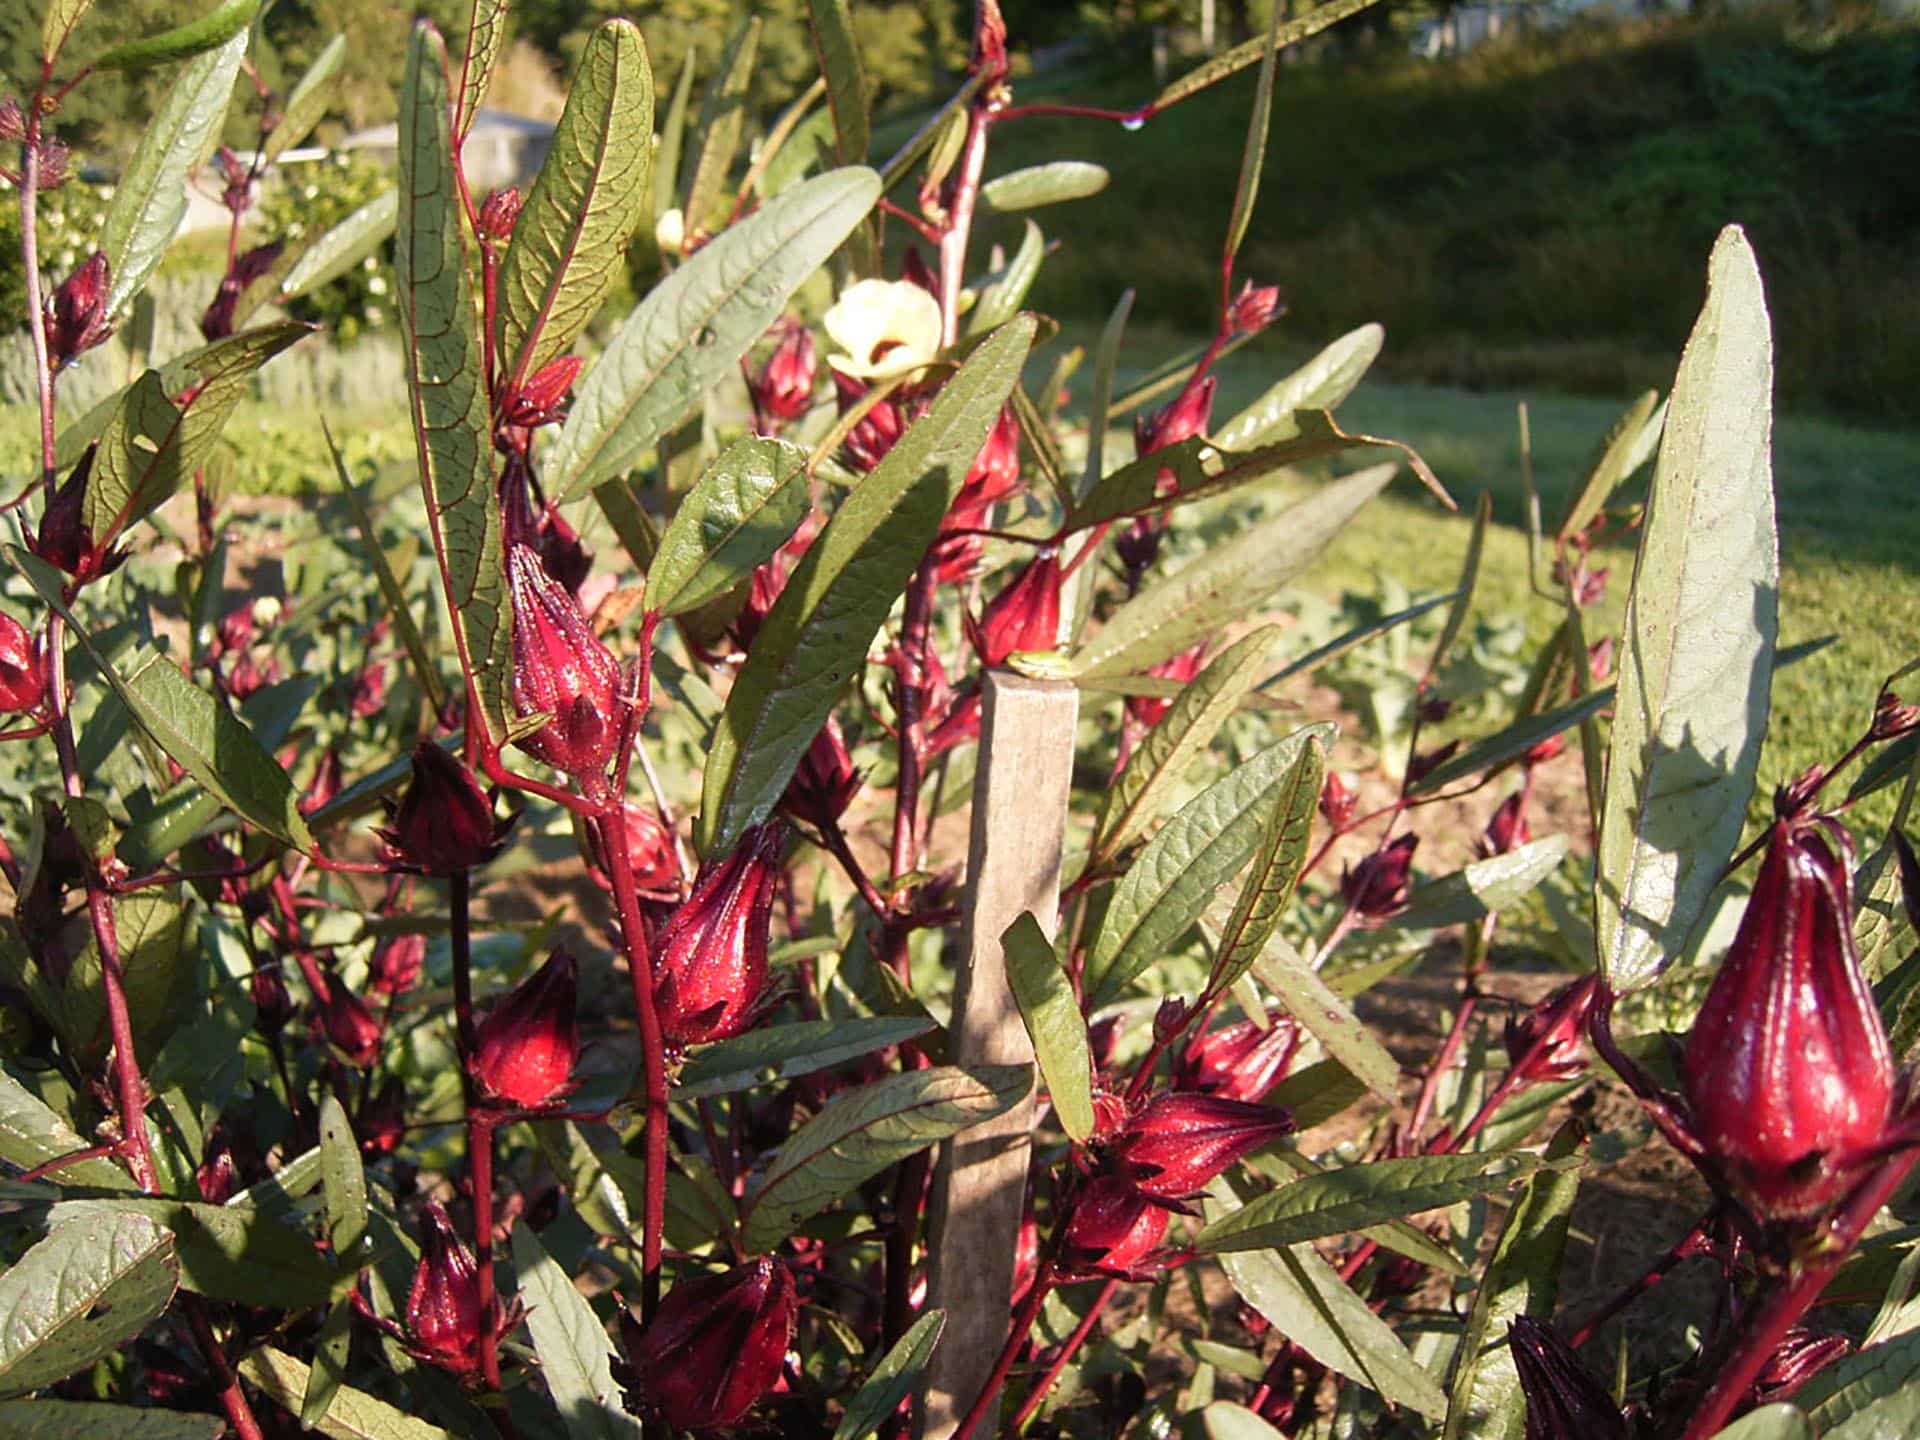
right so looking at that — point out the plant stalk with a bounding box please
[448,871,505,1392]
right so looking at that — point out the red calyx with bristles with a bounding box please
[508,543,625,787]
[627,1257,798,1432]
[1109,1092,1294,1200]
[470,949,579,1108]
[377,742,509,875]
[652,823,785,1047]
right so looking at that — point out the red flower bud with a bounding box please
[508,544,625,785]
[196,1134,238,1204]
[200,241,283,341]
[1126,644,1205,729]
[0,613,46,714]
[834,371,904,473]
[358,1079,407,1157]
[1587,637,1615,685]
[1176,1011,1301,1103]
[1087,1015,1123,1072]
[1319,772,1357,830]
[1341,834,1417,921]
[1682,817,1894,1221]
[1752,1326,1849,1405]
[505,355,582,429]
[629,1257,797,1432]
[749,323,818,427]
[1110,1092,1294,1200]
[34,448,99,579]
[1481,791,1531,858]
[378,742,509,875]
[969,550,1062,667]
[653,823,784,1047]
[780,718,860,832]
[368,932,427,998]
[471,949,579,1108]
[1509,1317,1628,1440]
[587,802,680,896]
[317,971,383,1068]
[1227,279,1285,338]
[250,965,292,1035]
[958,405,1022,511]
[1152,996,1189,1045]
[1406,739,1460,787]
[406,1203,496,1379]
[1115,514,1163,579]
[1136,375,1216,457]
[476,187,523,243]
[1871,689,1920,742]
[1061,1177,1173,1277]
[1525,733,1567,767]
[301,746,344,818]
[1503,974,1598,1085]
[44,252,112,371]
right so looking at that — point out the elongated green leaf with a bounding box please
[317,1095,368,1261]
[510,1223,643,1440]
[101,24,247,316]
[1080,289,1133,499]
[398,24,511,745]
[1266,1150,1464,1275]
[1215,324,1386,451]
[0,1402,221,1439]
[674,1017,933,1099]
[647,438,809,616]
[1074,463,1396,681]
[1850,732,1919,807]
[700,317,1032,854]
[280,191,398,301]
[1557,389,1662,544]
[1268,1058,1369,1132]
[42,0,93,64]
[1391,837,1571,932]
[0,1070,136,1191]
[1711,1408,1815,1440]
[1003,914,1093,1142]
[552,168,879,499]
[967,219,1045,337]
[1596,226,1779,993]
[683,16,760,231]
[1151,0,1380,109]
[1800,1330,1920,1436]
[1428,491,1491,682]
[238,1347,456,1440]
[834,1310,945,1440]
[980,162,1109,212]
[1209,735,1326,995]
[1410,691,1614,796]
[48,1199,335,1308]
[93,0,255,71]
[83,323,307,552]
[654,52,697,215]
[1211,1184,1446,1417]
[740,1064,1029,1254]
[453,0,511,140]
[11,549,312,848]
[1197,1153,1547,1254]
[301,1300,354,1430]
[1096,628,1282,864]
[1086,724,1332,1008]
[1252,942,1401,1103]
[1203,1403,1284,1440]
[497,20,654,397]
[263,33,345,165]
[807,0,870,168]
[1223,5,1281,270]
[1444,1124,1585,1440]
[0,1212,176,1399]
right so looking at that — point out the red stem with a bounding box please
[183,1296,266,1440]
[447,871,505,1392]
[1010,1277,1120,1430]
[952,1266,1054,1440]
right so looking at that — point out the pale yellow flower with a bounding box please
[823,278,943,380]
[655,207,686,257]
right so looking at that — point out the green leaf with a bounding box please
[1557,389,1663,545]
[1390,837,1572,932]
[0,1402,222,1439]
[510,1223,643,1440]
[1268,1058,1369,1132]
[41,0,93,64]
[967,219,1045,337]
[1150,0,1381,109]
[301,1300,355,1431]
[453,0,511,141]
[682,16,760,232]
[100,24,247,316]
[1215,324,1385,450]
[1223,5,1281,271]
[1709,1407,1815,1440]
[497,20,654,399]
[1251,942,1401,1103]
[739,1064,1030,1254]
[48,1200,335,1308]
[1849,732,1919,807]
[1003,914,1093,1142]
[1080,289,1133,499]
[699,316,1033,855]
[551,167,879,500]
[980,162,1110,212]
[317,1095,368,1262]
[1196,1152,1548,1254]
[1799,1330,1920,1436]
[1443,1124,1585,1440]
[279,191,398,301]
[806,0,871,168]
[1208,735,1326,996]
[1073,463,1396,681]
[1596,226,1779,994]
[0,1211,176,1399]
[1095,628,1281,863]
[1085,723,1334,1008]
[654,52,697,216]
[92,0,256,71]
[397,24,511,746]
[674,1017,934,1099]
[10,549,312,849]
[833,1310,945,1440]
[0,1069,135,1191]
[1211,1184,1446,1417]
[646,437,809,617]
[262,33,345,165]
[237,1347,456,1440]
[1408,691,1613,796]
[1202,1402,1283,1440]
[83,324,307,552]
[1427,491,1492,682]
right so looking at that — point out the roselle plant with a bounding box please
[3,1,1919,1439]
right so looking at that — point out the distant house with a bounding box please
[341,107,555,192]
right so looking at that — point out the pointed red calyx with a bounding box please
[471,949,579,1108]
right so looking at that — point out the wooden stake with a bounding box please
[918,670,1079,1439]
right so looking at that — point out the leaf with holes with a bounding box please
[0,1211,177,1399]
[647,438,809,617]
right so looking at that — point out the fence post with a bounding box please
[916,669,1079,1439]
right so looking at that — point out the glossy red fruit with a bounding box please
[378,742,508,875]
[1060,1176,1173,1276]
[629,1257,797,1432]
[1110,1092,1294,1200]
[970,550,1062,666]
[653,823,784,1047]
[317,972,383,1069]
[1176,1012,1301,1103]
[471,950,579,1108]
[406,1203,489,1379]
[1509,1317,1628,1440]
[508,544,625,785]
[0,613,45,714]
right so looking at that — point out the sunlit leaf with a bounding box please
[832,1310,945,1440]
[980,162,1109,212]
[647,437,809,617]
[92,0,256,72]
[510,1223,643,1439]
[1215,324,1386,450]
[1003,914,1093,1142]
[0,1211,176,1399]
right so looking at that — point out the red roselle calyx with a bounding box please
[44,251,112,371]
[1110,1092,1295,1200]
[1227,279,1285,338]
[317,970,383,1068]
[1481,791,1532,858]
[1126,644,1205,730]
[1176,1011,1302,1103]
[0,614,46,714]
[749,322,818,427]
[378,742,509,875]
[250,965,292,1035]
[508,544,626,788]
[476,186,522,243]
[1509,1317,1629,1440]
[780,718,860,832]
[970,549,1063,666]
[1342,834,1418,922]
[471,949,579,1108]
[628,1257,798,1432]
[1682,815,1895,1222]
[406,1202,514,1380]
[1319,771,1357,830]
[1504,974,1599,1085]
[504,354,582,428]
[653,823,785,1047]
[1752,1326,1850,1405]
[368,932,427,998]
[1137,375,1216,457]
[1061,1176,1173,1278]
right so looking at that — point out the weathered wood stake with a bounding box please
[917,669,1079,1439]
